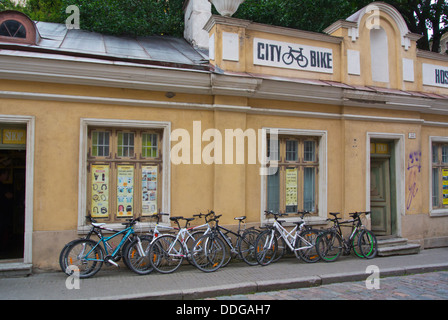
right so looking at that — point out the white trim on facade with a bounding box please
[366,132,405,236]
[260,127,328,225]
[0,114,34,264]
[429,136,448,217]
[78,118,171,232]
[3,90,448,127]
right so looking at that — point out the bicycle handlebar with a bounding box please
[122,217,140,227]
[349,211,371,217]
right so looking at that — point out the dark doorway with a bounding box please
[0,150,26,260]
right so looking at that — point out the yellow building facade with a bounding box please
[0,2,447,269]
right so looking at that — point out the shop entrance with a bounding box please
[0,127,26,261]
[370,140,397,236]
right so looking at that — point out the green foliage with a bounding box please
[233,0,447,52]
[1,0,445,51]
[233,0,355,33]
[60,0,185,37]
[0,0,64,22]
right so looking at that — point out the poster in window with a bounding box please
[285,168,298,206]
[117,165,134,217]
[142,165,158,216]
[443,169,448,205]
[91,165,109,218]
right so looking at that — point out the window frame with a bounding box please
[430,136,448,217]
[79,119,171,232]
[0,11,38,45]
[260,128,327,225]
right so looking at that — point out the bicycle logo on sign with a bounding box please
[282,46,309,68]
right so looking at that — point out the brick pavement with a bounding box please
[209,271,448,300]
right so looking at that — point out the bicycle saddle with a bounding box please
[92,222,106,227]
[169,216,183,221]
[329,212,341,218]
[234,216,246,221]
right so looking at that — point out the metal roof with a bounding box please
[4,21,210,69]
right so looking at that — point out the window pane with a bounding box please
[443,146,448,164]
[432,144,438,164]
[92,131,109,157]
[304,141,316,162]
[267,169,280,212]
[286,140,298,161]
[118,132,135,157]
[304,167,315,211]
[142,133,158,158]
[117,165,134,218]
[433,168,439,207]
[285,168,298,213]
[267,138,279,161]
[0,20,26,38]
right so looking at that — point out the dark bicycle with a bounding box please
[58,215,139,273]
[282,46,309,68]
[316,211,377,262]
[203,211,260,267]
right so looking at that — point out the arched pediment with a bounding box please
[325,2,421,51]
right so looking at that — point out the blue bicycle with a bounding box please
[63,217,150,278]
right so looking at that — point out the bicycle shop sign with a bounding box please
[254,38,333,74]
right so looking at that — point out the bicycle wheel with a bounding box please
[295,229,321,263]
[282,52,294,65]
[255,229,278,266]
[63,239,104,278]
[149,235,184,274]
[191,234,226,272]
[272,230,286,263]
[125,236,154,275]
[358,229,378,259]
[59,239,80,274]
[351,230,364,258]
[297,55,309,68]
[237,229,259,266]
[316,230,342,262]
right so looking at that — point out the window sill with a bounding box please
[430,209,448,217]
[261,216,328,227]
[77,221,171,235]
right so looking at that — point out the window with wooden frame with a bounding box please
[432,142,448,209]
[266,136,319,214]
[0,11,38,45]
[87,127,163,223]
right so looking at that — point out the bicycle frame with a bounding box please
[166,219,209,258]
[147,213,175,240]
[81,225,137,266]
[271,220,313,252]
[327,212,368,253]
[263,211,314,252]
[204,214,248,254]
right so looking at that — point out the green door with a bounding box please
[370,158,392,236]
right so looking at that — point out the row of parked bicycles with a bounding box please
[59,210,377,278]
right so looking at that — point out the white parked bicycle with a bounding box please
[254,210,321,266]
[148,215,223,273]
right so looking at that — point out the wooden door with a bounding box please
[370,158,391,235]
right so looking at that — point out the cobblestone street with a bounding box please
[209,271,448,300]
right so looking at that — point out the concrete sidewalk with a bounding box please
[1,247,448,300]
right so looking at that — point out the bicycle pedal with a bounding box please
[105,256,120,267]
